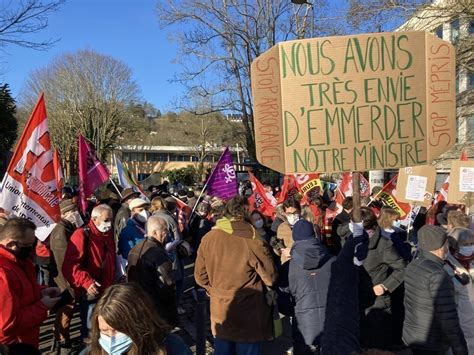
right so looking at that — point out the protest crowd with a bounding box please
[0,138,473,355]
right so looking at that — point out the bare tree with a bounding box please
[0,0,63,51]
[157,0,332,159]
[21,49,140,178]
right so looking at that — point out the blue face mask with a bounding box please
[99,332,132,354]
[392,220,401,229]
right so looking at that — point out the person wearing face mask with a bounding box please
[0,218,61,348]
[117,198,149,260]
[251,210,274,243]
[445,227,474,353]
[403,225,468,355]
[50,199,84,354]
[127,216,178,327]
[62,204,116,342]
[277,197,302,264]
[86,283,191,355]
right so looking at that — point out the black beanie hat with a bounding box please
[292,219,315,242]
[418,225,447,251]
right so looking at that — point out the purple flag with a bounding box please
[206,147,238,200]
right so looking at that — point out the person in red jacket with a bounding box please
[62,204,115,341]
[0,218,61,348]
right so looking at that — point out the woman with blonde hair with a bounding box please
[87,283,191,355]
[377,207,411,262]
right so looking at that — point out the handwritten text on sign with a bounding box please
[251,32,456,174]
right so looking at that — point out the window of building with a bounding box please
[450,18,460,44]
[148,153,159,161]
[177,154,188,162]
[470,18,474,34]
[122,152,131,161]
[435,26,443,39]
[191,156,199,162]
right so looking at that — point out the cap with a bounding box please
[121,187,140,202]
[60,199,77,214]
[418,225,447,251]
[128,198,150,211]
[292,219,315,241]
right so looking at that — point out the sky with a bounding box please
[0,0,182,111]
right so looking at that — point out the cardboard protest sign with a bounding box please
[251,32,456,173]
[447,160,474,205]
[397,165,437,207]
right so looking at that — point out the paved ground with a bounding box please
[39,259,409,354]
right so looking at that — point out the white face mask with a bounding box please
[97,221,112,233]
[459,246,474,257]
[254,219,264,229]
[287,214,300,226]
[135,210,149,224]
[349,223,354,233]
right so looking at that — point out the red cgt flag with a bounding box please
[248,172,277,217]
[0,93,60,240]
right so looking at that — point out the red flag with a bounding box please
[248,172,276,217]
[376,174,411,219]
[293,174,322,203]
[0,93,60,240]
[278,175,300,204]
[339,172,371,197]
[78,135,110,213]
[53,149,64,193]
[460,151,468,161]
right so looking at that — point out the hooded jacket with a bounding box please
[194,217,278,342]
[289,239,334,346]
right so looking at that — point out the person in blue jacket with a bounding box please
[118,198,149,259]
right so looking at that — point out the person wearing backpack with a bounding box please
[62,204,116,342]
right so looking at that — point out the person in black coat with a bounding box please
[188,201,214,256]
[321,210,370,355]
[403,225,468,355]
[289,220,334,354]
[127,215,178,327]
[359,221,407,349]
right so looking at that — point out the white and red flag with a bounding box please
[248,172,277,217]
[78,135,110,213]
[339,172,371,197]
[0,93,60,240]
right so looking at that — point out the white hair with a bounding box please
[146,216,168,236]
[91,204,113,219]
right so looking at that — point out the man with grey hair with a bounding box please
[127,216,178,326]
[62,204,116,340]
